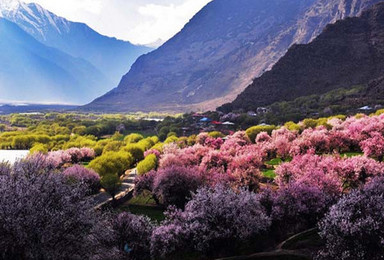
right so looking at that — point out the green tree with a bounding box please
[89,151,133,177]
[101,173,122,202]
[137,154,158,175]
[246,125,277,143]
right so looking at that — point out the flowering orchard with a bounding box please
[4,113,384,259]
[132,112,384,259]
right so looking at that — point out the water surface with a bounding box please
[0,150,30,164]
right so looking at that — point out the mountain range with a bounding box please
[227,1,384,112]
[0,0,152,104]
[85,0,384,113]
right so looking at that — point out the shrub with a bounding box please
[151,186,271,258]
[246,125,276,143]
[220,131,251,155]
[89,151,133,177]
[124,133,144,144]
[317,177,384,260]
[208,131,225,138]
[144,149,161,158]
[101,173,122,201]
[360,131,384,160]
[336,156,384,189]
[102,141,124,153]
[125,144,145,162]
[276,153,384,192]
[151,142,164,152]
[112,212,154,260]
[153,166,204,208]
[187,134,196,146]
[63,165,101,194]
[167,132,178,138]
[271,183,336,237]
[0,156,118,259]
[137,154,158,175]
[134,170,157,198]
[289,128,331,155]
[93,140,109,156]
[200,150,232,174]
[302,118,318,129]
[275,153,342,194]
[30,143,48,154]
[196,132,209,145]
[284,121,301,131]
[164,136,179,144]
[66,147,84,163]
[138,138,155,151]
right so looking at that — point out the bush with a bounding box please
[302,118,318,129]
[167,132,178,138]
[137,154,158,175]
[0,156,118,259]
[270,183,336,237]
[246,125,276,143]
[112,212,154,260]
[144,149,161,158]
[136,166,205,208]
[164,136,179,144]
[125,144,145,162]
[102,140,124,153]
[124,133,144,144]
[208,131,225,138]
[317,177,384,260]
[30,143,48,154]
[63,165,101,194]
[89,151,133,177]
[284,121,301,132]
[137,138,155,151]
[101,173,122,200]
[151,186,271,258]
[153,166,204,208]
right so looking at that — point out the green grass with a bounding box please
[265,158,283,166]
[120,204,165,222]
[129,193,157,205]
[340,152,364,158]
[118,193,165,222]
[262,169,276,179]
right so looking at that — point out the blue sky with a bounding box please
[24,0,212,46]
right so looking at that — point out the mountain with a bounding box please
[85,0,383,113]
[227,2,384,112]
[0,0,152,85]
[0,18,111,104]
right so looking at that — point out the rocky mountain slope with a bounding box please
[227,2,384,112]
[0,18,110,104]
[85,0,383,113]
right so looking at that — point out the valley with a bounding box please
[1,0,384,259]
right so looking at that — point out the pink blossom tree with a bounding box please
[0,155,118,259]
[317,177,384,260]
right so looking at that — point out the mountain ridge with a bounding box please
[85,0,384,113]
[226,1,384,112]
[0,0,152,86]
[0,17,110,104]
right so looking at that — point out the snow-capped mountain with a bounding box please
[0,18,111,104]
[0,0,70,40]
[0,0,152,104]
[0,0,152,84]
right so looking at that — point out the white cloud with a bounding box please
[23,0,212,46]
